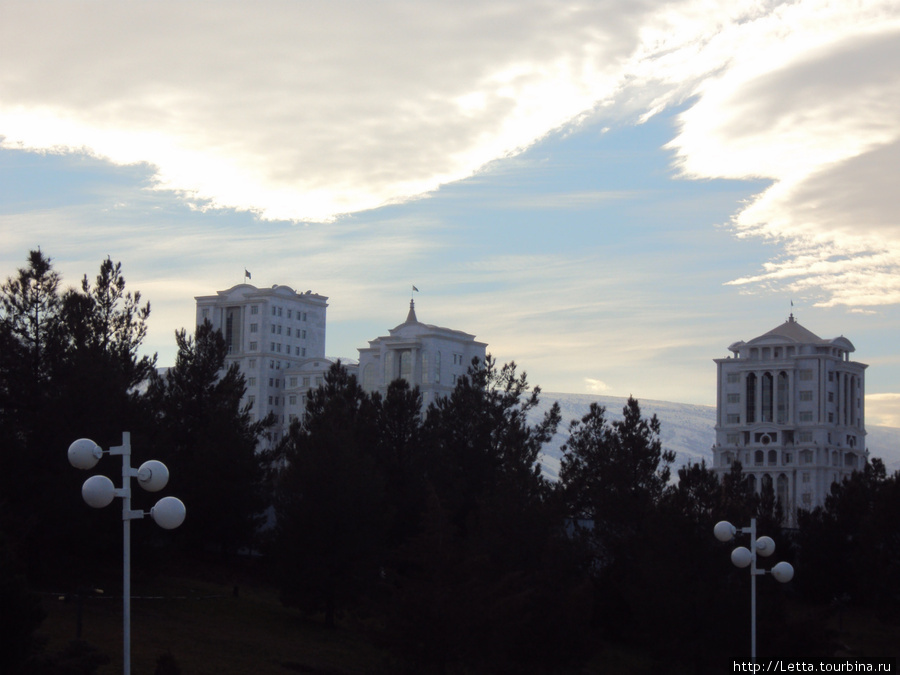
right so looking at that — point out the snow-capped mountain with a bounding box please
[531,392,900,480]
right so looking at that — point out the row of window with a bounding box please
[265,305,309,321]
[720,448,859,468]
[246,340,309,357]
[725,410,841,424]
[728,390,835,404]
[727,369,846,384]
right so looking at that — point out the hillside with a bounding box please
[532,392,900,480]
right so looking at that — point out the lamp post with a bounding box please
[714,518,793,661]
[68,432,185,675]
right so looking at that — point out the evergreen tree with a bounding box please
[147,320,270,557]
[559,397,675,551]
[272,362,386,626]
[0,252,155,584]
[384,358,591,675]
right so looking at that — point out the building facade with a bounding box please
[357,300,487,409]
[195,283,329,443]
[712,314,867,524]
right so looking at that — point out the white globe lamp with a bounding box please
[68,438,102,470]
[151,497,186,530]
[82,475,116,508]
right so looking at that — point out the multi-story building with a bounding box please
[712,314,867,524]
[357,299,487,409]
[194,283,328,443]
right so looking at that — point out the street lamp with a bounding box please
[68,432,185,675]
[714,518,793,661]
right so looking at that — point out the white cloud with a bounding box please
[866,393,900,428]
[585,378,611,393]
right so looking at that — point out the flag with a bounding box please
[412,285,419,292]
[245,269,252,279]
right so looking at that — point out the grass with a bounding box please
[37,567,386,675]
[35,566,900,674]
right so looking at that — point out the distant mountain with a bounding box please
[531,392,900,481]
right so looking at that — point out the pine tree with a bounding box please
[147,320,270,557]
[272,362,386,626]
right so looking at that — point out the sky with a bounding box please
[2,0,900,426]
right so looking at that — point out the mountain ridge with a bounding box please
[532,391,900,480]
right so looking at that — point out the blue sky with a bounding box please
[2,1,900,426]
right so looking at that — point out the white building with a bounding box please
[712,314,867,523]
[357,299,487,408]
[195,283,329,443]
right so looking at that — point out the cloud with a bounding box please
[866,393,900,428]
[0,0,655,221]
[665,10,900,308]
[1,0,899,314]
[585,378,611,393]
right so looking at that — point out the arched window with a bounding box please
[768,449,777,465]
[777,474,789,509]
[777,372,789,424]
[762,372,774,422]
[754,450,764,465]
[746,373,757,423]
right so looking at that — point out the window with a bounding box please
[828,371,834,382]
[802,472,810,483]
[802,493,811,505]
[201,308,209,319]
[726,372,740,384]
[249,341,258,351]
[277,325,282,335]
[249,359,256,368]
[302,312,307,321]
[303,377,310,387]
[250,323,258,333]
[268,396,273,405]
[799,390,812,401]
[301,330,307,339]
[726,433,740,445]
[301,347,306,357]
[828,392,834,402]
[799,369,813,381]
[784,452,792,464]
[278,307,283,317]
[272,307,277,316]
[287,310,292,319]
[271,325,276,334]
[248,377,256,386]
[290,377,297,387]
[799,431,813,443]
[289,395,297,405]
[295,347,300,356]
[270,342,275,351]
[269,378,274,387]
[828,413,834,423]
[726,413,740,424]
[251,305,259,315]
[287,327,292,337]
[799,411,813,422]
[277,344,282,353]
[727,393,740,404]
